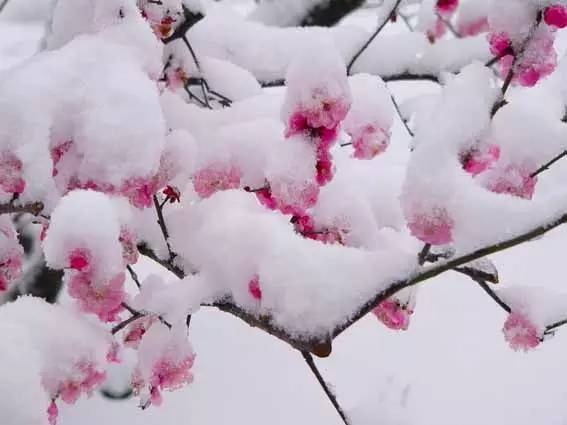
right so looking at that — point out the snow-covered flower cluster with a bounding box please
[2,0,567,422]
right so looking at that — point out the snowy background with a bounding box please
[3,1,567,424]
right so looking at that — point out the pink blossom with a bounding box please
[286,111,341,148]
[291,94,350,131]
[458,17,489,37]
[119,227,139,266]
[292,214,316,236]
[351,125,390,160]
[436,0,459,17]
[133,352,195,407]
[68,271,126,322]
[271,180,320,215]
[489,32,512,57]
[494,28,557,87]
[461,144,500,176]
[56,361,106,405]
[165,67,188,90]
[503,312,541,352]
[0,150,25,194]
[544,4,567,29]
[316,152,335,186]
[484,165,537,199]
[407,207,454,245]
[163,185,181,203]
[0,219,23,292]
[50,140,73,177]
[150,355,195,392]
[107,341,122,364]
[68,248,91,272]
[47,401,58,425]
[292,215,347,245]
[193,163,241,199]
[372,298,413,331]
[121,177,157,209]
[255,186,278,210]
[248,275,262,300]
[123,316,156,349]
[0,251,22,292]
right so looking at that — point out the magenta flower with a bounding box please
[407,207,454,245]
[193,163,241,199]
[544,4,567,29]
[372,298,413,331]
[503,312,541,352]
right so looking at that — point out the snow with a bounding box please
[4,1,567,425]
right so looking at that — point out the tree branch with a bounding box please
[531,150,567,178]
[301,351,351,425]
[0,201,44,216]
[347,0,403,74]
[139,204,567,356]
[332,208,567,340]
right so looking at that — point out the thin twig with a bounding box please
[474,280,511,313]
[347,0,403,74]
[153,195,175,261]
[531,150,567,178]
[260,72,440,88]
[435,12,460,38]
[301,351,351,425]
[126,265,141,289]
[181,35,211,109]
[333,207,567,340]
[390,93,414,137]
[0,201,44,216]
[418,243,431,266]
[0,0,10,14]
[162,5,204,44]
[398,12,413,32]
[112,311,144,335]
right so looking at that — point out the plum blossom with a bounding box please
[67,271,126,322]
[248,275,262,300]
[269,179,320,216]
[436,0,459,17]
[119,226,139,266]
[47,400,58,425]
[193,163,241,199]
[163,185,181,203]
[372,298,413,331]
[0,151,25,194]
[461,144,500,176]
[0,217,23,292]
[490,27,557,87]
[483,164,537,200]
[351,125,391,160]
[124,316,157,349]
[503,312,541,351]
[407,206,453,245]
[544,4,567,29]
[132,324,195,408]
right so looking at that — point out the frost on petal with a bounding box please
[132,323,195,408]
[460,144,500,176]
[373,298,412,331]
[544,4,567,29]
[503,312,541,352]
[0,297,113,410]
[193,163,241,199]
[44,190,123,278]
[0,216,23,292]
[406,205,453,245]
